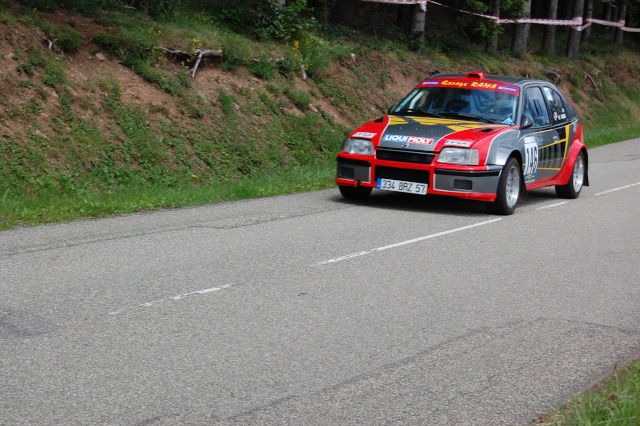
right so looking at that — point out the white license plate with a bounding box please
[376,178,428,195]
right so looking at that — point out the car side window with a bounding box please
[543,87,569,125]
[523,87,551,128]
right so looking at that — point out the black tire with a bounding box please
[339,185,372,199]
[555,151,585,199]
[487,157,521,215]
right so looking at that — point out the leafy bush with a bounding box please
[128,59,189,95]
[250,57,277,80]
[284,87,311,111]
[56,26,82,52]
[42,60,66,88]
[93,31,156,64]
[220,41,250,71]
[254,0,315,42]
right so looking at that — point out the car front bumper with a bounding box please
[336,154,502,202]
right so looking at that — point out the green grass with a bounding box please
[0,163,335,229]
[535,359,640,425]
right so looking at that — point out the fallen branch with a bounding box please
[44,38,56,50]
[544,69,563,84]
[584,72,599,89]
[158,47,223,78]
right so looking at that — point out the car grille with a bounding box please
[376,148,435,165]
[376,166,429,184]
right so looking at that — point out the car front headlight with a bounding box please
[341,138,374,156]
[437,148,479,165]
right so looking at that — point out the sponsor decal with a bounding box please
[422,80,519,94]
[445,140,472,147]
[552,112,568,121]
[439,80,499,89]
[383,134,434,145]
[352,132,377,138]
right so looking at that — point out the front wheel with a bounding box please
[339,185,372,199]
[487,157,521,215]
[555,151,585,199]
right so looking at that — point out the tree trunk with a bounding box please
[308,0,331,24]
[614,0,627,44]
[485,0,501,53]
[542,0,559,55]
[411,3,426,41]
[566,0,585,59]
[276,0,286,8]
[511,0,532,55]
[582,0,594,42]
[397,5,411,33]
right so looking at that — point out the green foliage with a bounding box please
[55,26,82,52]
[250,57,277,80]
[216,5,254,29]
[283,86,311,111]
[128,59,190,95]
[254,0,315,42]
[217,88,237,117]
[543,361,640,424]
[93,33,156,66]
[220,38,250,71]
[129,0,182,18]
[42,60,66,88]
[16,0,57,12]
[277,54,303,79]
[296,34,331,77]
[15,49,46,75]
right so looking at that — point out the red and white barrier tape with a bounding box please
[360,0,427,12]
[359,0,639,32]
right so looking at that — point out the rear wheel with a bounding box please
[339,185,372,199]
[487,157,521,215]
[555,151,585,199]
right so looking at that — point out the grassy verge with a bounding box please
[0,163,335,229]
[533,358,640,425]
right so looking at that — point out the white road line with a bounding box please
[537,201,568,210]
[108,284,231,315]
[313,218,502,266]
[596,181,640,196]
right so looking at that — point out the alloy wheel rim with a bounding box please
[572,156,584,192]
[506,166,520,208]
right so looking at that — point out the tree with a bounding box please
[486,0,501,53]
[542,0,559,55]
[582,0,594,42]
[566,0,586,59]
[614,0,628,44]
[511,0,532,55]
[411,3,427,42]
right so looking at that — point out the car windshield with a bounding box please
[391,87,518,125]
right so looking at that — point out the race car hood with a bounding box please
[351,115,507,152]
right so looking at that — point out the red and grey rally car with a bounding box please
[336,72,588,214]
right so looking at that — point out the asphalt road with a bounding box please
[1,139,639,425]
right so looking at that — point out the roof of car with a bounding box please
[429,72,548,87]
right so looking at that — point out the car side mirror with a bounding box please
[521,115,534,129]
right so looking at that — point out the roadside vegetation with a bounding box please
[533,359,640,425]
[1,0,640,232]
